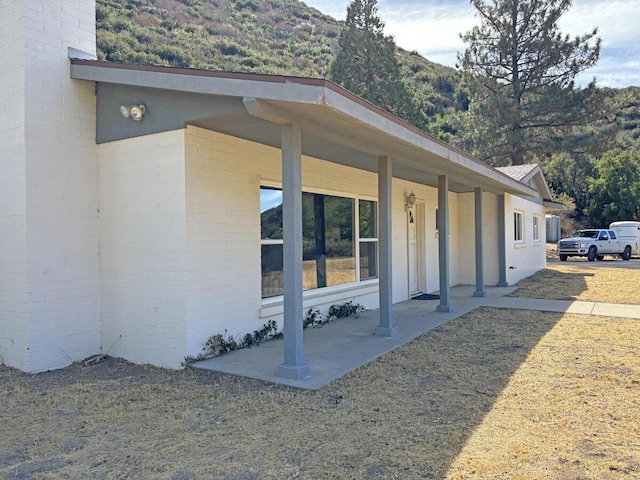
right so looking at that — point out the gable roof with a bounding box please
[496,164,538,182]
[497,164,563,209]
[71,60,539,198]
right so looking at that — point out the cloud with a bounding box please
[303,0,640,87]
[381,2,475,64]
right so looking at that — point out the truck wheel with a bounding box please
[587,246,597,262]
[559,254,568,262]
[596,255,604,261]
[621,246,632,261]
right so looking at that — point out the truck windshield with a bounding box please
[574,230,598,238]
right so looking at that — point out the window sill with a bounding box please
[260,280,379,318]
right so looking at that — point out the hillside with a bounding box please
[96,0,468,129]
[96,0,637,150]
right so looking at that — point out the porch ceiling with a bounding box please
[71,60,537,197]
[189,106,481,193]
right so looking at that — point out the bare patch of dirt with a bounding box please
[2,266,639,479]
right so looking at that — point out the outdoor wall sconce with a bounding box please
[406,191,416,210]
[119,104,146,121]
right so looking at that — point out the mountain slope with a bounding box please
[96,0,468,125]
[95,0,638,152]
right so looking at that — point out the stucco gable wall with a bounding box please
[98,130,189,369]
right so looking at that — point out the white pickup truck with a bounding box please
[557,229,634,262]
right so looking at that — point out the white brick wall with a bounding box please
[457,191,500,286]
[97,126,545,367]
[0,1,29,369]
[1,0,100,372]
[457,193,475,285]
[482,193,501,285]
[449,193,460,287]
[99,131,189,368]
[183,126,385,355]
[504,194,546,285]
[181,129,491,359]
[390,179,464,298]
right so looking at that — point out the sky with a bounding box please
[303,0,640,88]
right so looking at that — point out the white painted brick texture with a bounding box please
[505,194,546,285]
[184,127,389,354]
[0,1,29,369]
[99,130,188,369]
[1,0,100,372]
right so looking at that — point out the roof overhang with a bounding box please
[543,200,567,211]
[70,60,538,197]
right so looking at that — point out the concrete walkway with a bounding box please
[488,296,640,318]
[192,286,640,390]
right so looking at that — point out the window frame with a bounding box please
[357,198,379,283]
[532,214,541,242]
[260,185,379,299]
[514,210,524,243]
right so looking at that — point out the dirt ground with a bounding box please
[2,257,639,479]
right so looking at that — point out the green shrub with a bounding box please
[183,302,364,366]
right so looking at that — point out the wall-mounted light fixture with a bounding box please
[406,191,416,211]
[119,104,146,121]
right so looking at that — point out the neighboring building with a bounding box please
[0,1,561,378]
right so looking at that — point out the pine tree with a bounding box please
[459,0,603,165]
[328,0,423,127]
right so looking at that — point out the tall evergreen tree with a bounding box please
[459,0,603,165]
[328,0,423,127]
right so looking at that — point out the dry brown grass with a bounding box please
[509,261,640,304]
[2,263,640,479]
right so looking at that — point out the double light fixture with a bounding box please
[119,104,146,121]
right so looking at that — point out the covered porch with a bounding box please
[192,285,517,390]
[71,60,540,380]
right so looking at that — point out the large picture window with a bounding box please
[260,187,378,298]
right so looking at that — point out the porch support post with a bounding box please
[375,155,398,337]
[497,194,509,287]
[473,187,487,297]
[277,123,310,380]
[437,175,452,312]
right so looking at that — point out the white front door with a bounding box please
[408,203,426,297]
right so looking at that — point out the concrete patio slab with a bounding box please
[192,286,518,390]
